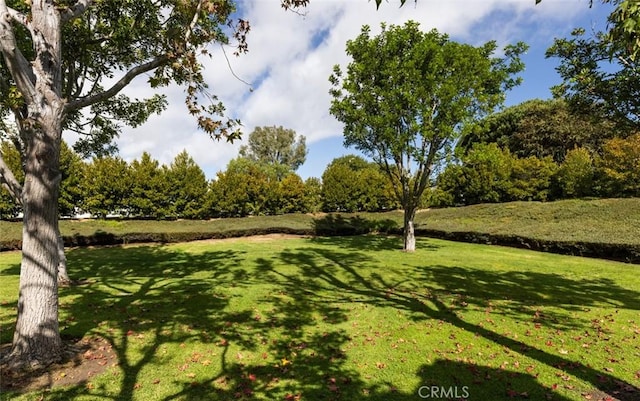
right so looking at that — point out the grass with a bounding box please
[1,235,639,400]
[0,214,314,244]
[2,198,640,249]
[416,198,640,245]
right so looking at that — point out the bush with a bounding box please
[596,133,640,197]
[508,155,557,201]
[553,147,595,198]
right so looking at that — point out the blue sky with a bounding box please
[113,0,614,180]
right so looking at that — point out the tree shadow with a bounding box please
[412,359,575,401]
[2,237,640,400]
[3,243,406,400]
[273,241,640,401]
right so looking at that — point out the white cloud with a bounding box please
[107,0,600,179]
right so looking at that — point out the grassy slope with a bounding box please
[1,198,639,249]
[417,198,640,245]
[1,236,639,400]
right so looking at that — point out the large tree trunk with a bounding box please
[5,0,67,368]
[403,206,417,252]
[9,129,64,368]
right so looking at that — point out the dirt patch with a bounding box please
[192,233,310,245]
[0,336,116,393]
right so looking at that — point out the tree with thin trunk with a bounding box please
[239,125,307,178]
[0,0,313,369]
[329,22,526,251]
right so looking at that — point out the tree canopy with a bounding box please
[547,28,640,131]
[458,99,618,162]
[239,125,307,175]
[329,21,525,250]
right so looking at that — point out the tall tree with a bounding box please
[239,125,307,176]
[321,155,370,213]
[80,155,131,218]
[166,150,208,219]
[329,22,525,251]
[129,152,169,218]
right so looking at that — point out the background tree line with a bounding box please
[430,99,640,207]
[4,101,640,221]
[0,126,399,220]
[3,104,640,221]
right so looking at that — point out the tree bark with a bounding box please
[2,0,66,368]
[403,207,417,252]
[9,128,64,368]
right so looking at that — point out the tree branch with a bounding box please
[5,5,28,28]
[60,0,94,24]
[184,0,203,45]
[0,152,22,205]
[65,54,169,112]
[0,0,37,106]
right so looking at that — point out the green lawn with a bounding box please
[1,236,639,400]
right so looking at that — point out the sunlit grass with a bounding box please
[1,236,639,400]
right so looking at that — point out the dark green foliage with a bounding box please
[436,143,558,206]
[321,155,397,213]
[128,152,170,218]
[58,142,86,217]
[165,150,208,219]
[80,156,131,218]
[208,157,280,217]
[0,140,85,218]
[458,99,617,162]
[208,157,314,217]
[0,188,19,220]
[436,144,512,206]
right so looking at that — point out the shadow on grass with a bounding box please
[273,242,640,401]
[2,237,639,400]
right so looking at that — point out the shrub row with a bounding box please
[415,229,640,264]
[2,222,638,264]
